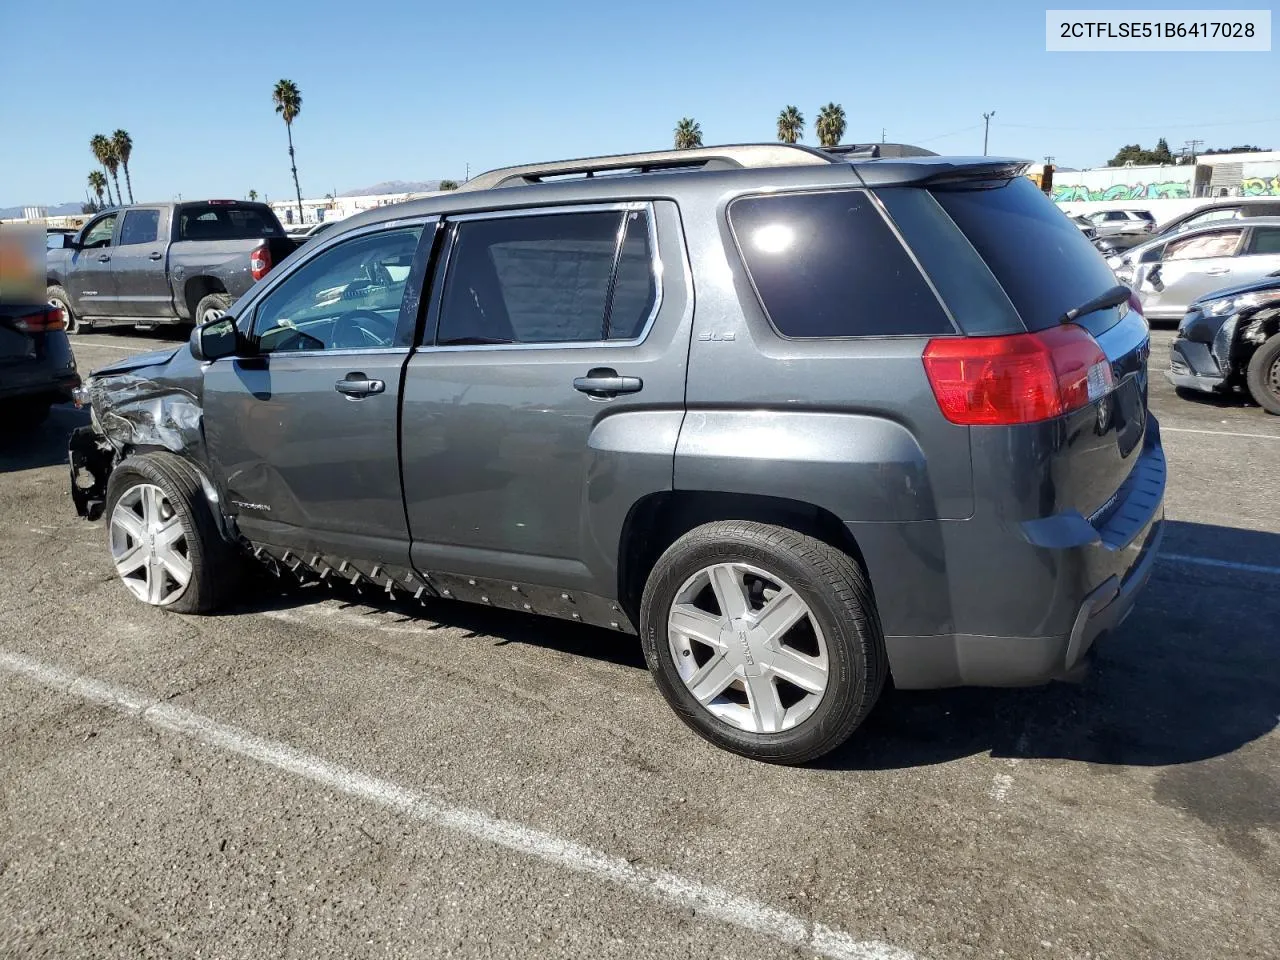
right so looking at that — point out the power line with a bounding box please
[913,122,983,144]
[999,117,1280,132]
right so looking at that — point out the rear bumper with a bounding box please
[882,420,1167,689]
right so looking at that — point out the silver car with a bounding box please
[1088,208,1156,238]
[1110,216,1280,321]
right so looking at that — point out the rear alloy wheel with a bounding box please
[667,562,831,735]
[1245,333,1280,415]
[640,520,887,765]
[109,483,192,606]
[103,452,242,613]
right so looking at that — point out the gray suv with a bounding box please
[69,144,1166,764]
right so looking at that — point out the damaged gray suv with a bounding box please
[70,144,1166,764]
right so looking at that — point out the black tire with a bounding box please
[1245,333,1280,416]
[47,284,88,335]
[194,293,232,326]
[639,520,887,765]
[103,452,243,613]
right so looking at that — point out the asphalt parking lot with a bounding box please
[2,326,1277,960]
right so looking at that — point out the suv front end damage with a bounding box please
[67,345,208,520]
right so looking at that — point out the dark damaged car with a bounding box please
[1167,275,1280,414]
[70,144,1166,765]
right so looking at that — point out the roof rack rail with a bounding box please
[456,143,838,192]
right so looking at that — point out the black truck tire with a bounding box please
[639,520,887,765]
[47,285,87,334]
[195,293,233,326]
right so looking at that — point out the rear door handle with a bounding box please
[96,254,110,262]
[573,368,643,399]
[1204,266,1231,275]
[335,374,385,398]
[148,252,163,261]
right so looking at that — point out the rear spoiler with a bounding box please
[852,157,1031,188]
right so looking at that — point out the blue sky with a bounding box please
[2,0,1278,207]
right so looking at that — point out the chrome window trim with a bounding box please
[235,346,410,361]
[421,201,662,352]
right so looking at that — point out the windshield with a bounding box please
[932,177,1122,334]
[178,204,283,241]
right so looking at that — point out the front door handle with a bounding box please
[96,254,110,262]
[573,368,643,399]
[335,374,386,398]
[148,251,163,261]
[1204,267,1230,275]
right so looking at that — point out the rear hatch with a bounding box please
[930,176,1152,519]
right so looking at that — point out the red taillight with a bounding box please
[14,306,66,334]
[1126,289,1144,318]
[250,243,271,281]
[922,324,1115,426]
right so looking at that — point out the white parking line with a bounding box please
[1160,553,1280,577]
[1161,426,1280,441]
[0,650,916,960]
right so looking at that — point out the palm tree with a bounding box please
[88,171,107,210]
[777,106,804,144]
[102,141,124,208]
[90,134,115,206]
[272,79,305,222]
[674,117,703,150]
[248,189,258,202]
[112,129,135,203]
[815,103,847,148]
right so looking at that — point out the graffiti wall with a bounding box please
[1051,164,1193,203]
[1238,162,1280,196]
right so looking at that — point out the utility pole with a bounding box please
[982,111,996,156]
[1183,139,1204,163]
[465,162,470,182]
[881,127,886,143]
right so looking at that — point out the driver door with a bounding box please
[202,221,432,568]
[67,212,120,318]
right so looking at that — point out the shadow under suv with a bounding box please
[69,143,1166,764]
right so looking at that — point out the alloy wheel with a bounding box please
[109,483,192,605]
[667,562,829,734]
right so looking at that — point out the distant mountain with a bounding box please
[339,180,442,197]
[0,201,87,219]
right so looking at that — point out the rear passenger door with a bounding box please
[401,202,692,601]
[111,207,170,319]
[1232,224,1280,285]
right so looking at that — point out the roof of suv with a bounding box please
[329,144,1030,236]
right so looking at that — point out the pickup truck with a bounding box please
[46,200,299,333]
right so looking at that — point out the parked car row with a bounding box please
[1085,202,1280,414]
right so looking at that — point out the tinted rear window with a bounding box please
[729,189,951,338]
[178,204,282,241]
[932,177,1119,332]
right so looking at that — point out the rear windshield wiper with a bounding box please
[1057,284,1131,326]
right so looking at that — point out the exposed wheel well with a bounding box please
[184,277,227,321]
[617,491,870,626]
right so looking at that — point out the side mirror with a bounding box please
[190,316,243,362]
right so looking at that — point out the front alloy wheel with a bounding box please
[109,483,192,605]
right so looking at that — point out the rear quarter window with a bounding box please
[728,189,951,338]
